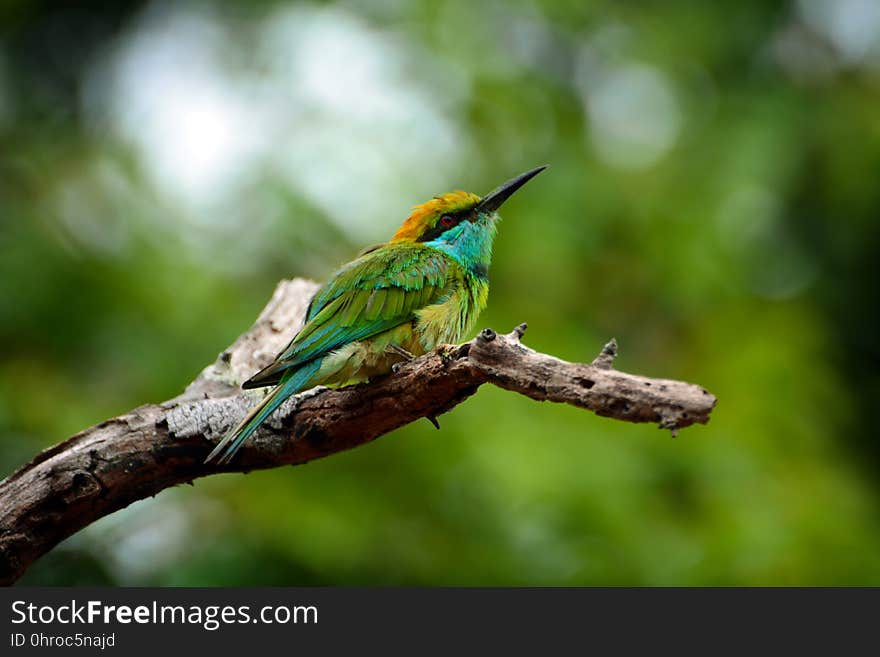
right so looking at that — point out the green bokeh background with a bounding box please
[2,0,879,585]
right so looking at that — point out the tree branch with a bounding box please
[0,279,716,584]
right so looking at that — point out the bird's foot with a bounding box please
[387,344,415,373]
[386,344,415,360]
[426,415,441,430]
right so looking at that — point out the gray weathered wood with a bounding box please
[0,279,716,584]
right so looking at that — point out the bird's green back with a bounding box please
[244,242,465,388]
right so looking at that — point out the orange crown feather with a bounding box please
[391,190,481,243]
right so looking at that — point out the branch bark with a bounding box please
[0,278,716,585]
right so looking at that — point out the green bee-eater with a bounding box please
[206,165,546,464]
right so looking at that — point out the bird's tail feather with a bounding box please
[205,360,321,465]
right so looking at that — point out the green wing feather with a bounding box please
[242,244,452,389]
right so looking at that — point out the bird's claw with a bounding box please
[386,344,415,361]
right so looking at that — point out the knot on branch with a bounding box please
[591,338,618,370]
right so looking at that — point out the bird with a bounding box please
[205,165,547,464]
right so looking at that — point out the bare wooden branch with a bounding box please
[0,279,716,584]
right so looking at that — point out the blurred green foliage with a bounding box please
[2,0,879,585]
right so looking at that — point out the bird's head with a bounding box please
[391,166,546,246]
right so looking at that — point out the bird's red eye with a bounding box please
[440,215,454,227]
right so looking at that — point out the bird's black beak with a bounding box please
[476,165,547,214]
